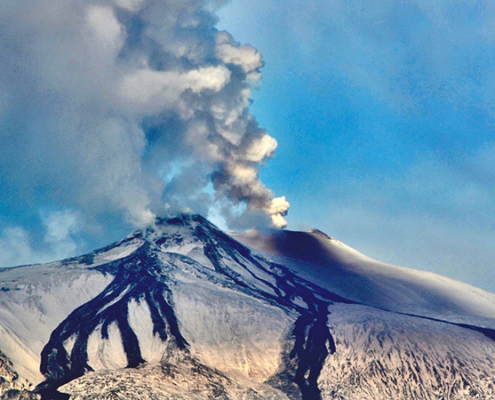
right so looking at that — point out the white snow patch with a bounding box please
[87,322,128,371]
[180,246,215,270]
[293,296,307,309]
[127,297,168,363]
[97,285,131,315]
[63,334,77,357]
[162,242,202,257]
[93,240,142,264]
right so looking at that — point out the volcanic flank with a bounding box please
[1,214,495,400]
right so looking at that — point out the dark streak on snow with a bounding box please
[183,215,350,400]
[397,311,495,344]
[35,214,357,400]
[35,244,187,399]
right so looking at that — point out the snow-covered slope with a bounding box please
[0,214,494,400]
[233,229,495,327]
[320,304,495,400]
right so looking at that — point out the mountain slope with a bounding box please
[0,214,494,400]
[233,229,495,327]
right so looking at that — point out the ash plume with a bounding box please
[0,0,289,235]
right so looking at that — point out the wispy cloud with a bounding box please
[0,210,82,267]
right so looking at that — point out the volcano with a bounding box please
[1,214,495,400]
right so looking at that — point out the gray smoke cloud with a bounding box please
[0,0,289,235]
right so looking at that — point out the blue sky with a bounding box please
[216,0,495,292]
[0,0,494,292]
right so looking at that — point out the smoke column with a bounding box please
[0,0,289,232]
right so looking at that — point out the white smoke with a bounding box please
[0,0,289,231]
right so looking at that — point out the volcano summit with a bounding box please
[1,214,495,400]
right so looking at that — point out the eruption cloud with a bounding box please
[0,0,289,230]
